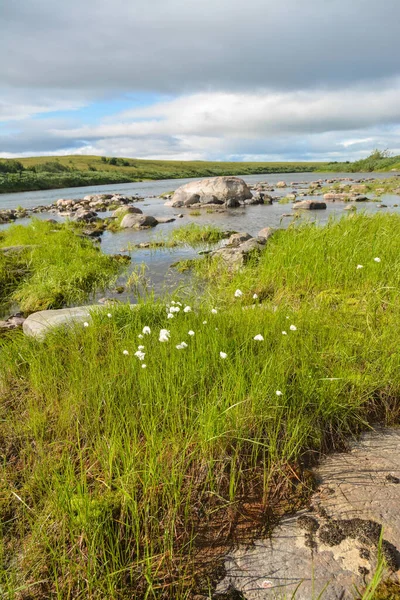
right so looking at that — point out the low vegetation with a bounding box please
[1,213,400,598]
[0,220,122,314]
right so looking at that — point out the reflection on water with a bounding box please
[1,172,400,308]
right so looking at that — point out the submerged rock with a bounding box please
[293,200,327,210]
[120,214,158,229]
[167,176,252,208]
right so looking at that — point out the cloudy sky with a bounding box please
[1,0,400,161]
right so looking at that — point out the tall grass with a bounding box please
[1,214,400,598]
[0,220,122,314]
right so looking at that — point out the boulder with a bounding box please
[212,237,266,269]
[168,176,252,208]
[276,181,287,188]
[293,201,327,210]
[258,227,275,240]
[73,209,98,223]
[112,206,143,218]
[323,193,349,202]
[226,232,253,247]
[120,214,158,229]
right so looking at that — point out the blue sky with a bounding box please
[1,0,400,161]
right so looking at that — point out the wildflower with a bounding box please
[141,364,147,369]
[290,325,297,331]
[234,289,243,297]
[183,306,192,313]
[83,321,89,327]
[253,293,258,299]
[142,326,151,335]
[253,334,264,341]
[138,345,145,350]
[169,306,180,313]
[203,320,207,325]
[188,330,195,336]
[282,331,287,335]
[138,334,144,339]
[276,390,283,396]
[167,313,174,319]
[220,351,227,359]
[356,264,363,269]
[123,350,129,356]
[134,350,145,361]
[107,313,112,318]
[159,329,170,342]
[171,300,176,305]
[176,344,185,350]
[374,257,381,263]
[180,341,188,348]
[211,308,218,314]
[177,302,182,306]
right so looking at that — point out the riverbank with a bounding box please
[1,213,400,598]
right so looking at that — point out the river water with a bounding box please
[1,171,399,308]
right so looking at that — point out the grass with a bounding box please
[127,224,227,250]
[1,213,400,598]
[0,220,123,315]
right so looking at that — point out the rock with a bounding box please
[293,201,327,210]
[213,238,265,269]
[243,193,264,205]
[120,214,158,229]
[323,193,349,202]
[353,195,369,202]
[344,204,357,211]
[153,217,176,223]
[73,209,98,223]
[216,428,400,599]
[112,206,143,218]
[276,181,287,188]
[226,232,253,247]
[258,227,275,240]
[377,204,388,208]
[168,177,252,208]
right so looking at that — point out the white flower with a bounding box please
[188,330,195,336]
[167,313,174,319]
[183,306,192,313]
[142,326,151,335]
[282,331,287,335]
[234,289,243,297]
[169,306,180,313]
[276,390,283,396]
[253,334,264,341]
[171,300,176,305]
[290,325,297,331]
[141,364,147,369]
[159,329,170,342]
[220,351,227,359]
[176,342,188,349]
[356,264,363,269]
[211,308,218,314]
[123,350,129,356]
[253,293,258,299]
[137,345,145,350]
[83,322,89,327]
[177,302,182,306]
[134,350,146,360]
[203,320,207,325]
[374,257,381,263]
[180,341,188,348]
[138,334,144,339]
[286,316,289,319]
[107,313,112,318]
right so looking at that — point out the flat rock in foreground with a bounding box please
[216,428,400,599]
[23,307,98,339]
[166,176,252,208]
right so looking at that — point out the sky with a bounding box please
[1,0,400,162]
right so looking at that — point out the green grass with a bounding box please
[0,220,123,314]
[127,224,227,250]
[1,214,400,598]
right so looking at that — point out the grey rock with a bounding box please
[257,227,274,240]
[168,176,252,208]
[112,206,143,218]
[213,238,265,269]
[226,232,253,247]
[73,209,98,223]
[153,216,176,223]
[120,214,158,229]
[293,200,327,210]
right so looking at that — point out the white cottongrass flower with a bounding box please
[107,313,112,318]
[234,289,243,297]
[141,364,147,369]
[276,390,283,396]
[253,293,258,299]
[83,321,89,327]
[282,331,287,335]
[167,313,174,319]
[180,341,188,348]
[290,325,297,331]
[188,330,195,336]
[356,264,363,269]
[123,350,129,356]
[211,308,218,314]
[253,334,264,341]
[171,300,176,305]
[134,351,146,361]
[183,306,192,313]
[219,351,227,359]
[169,306,180,313]
[142,326,151,335]
[374,257,381,263]
[137,345,145,350]
[203,320,207,325]
[159,329,171,342]
[138,334,144,339]
[177,302,182,306]
[176,344,185,350]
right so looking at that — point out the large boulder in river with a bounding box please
[166,176,252,208]
[112,206,143,218]
[293,200,327,210]
[120,214,158,229]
